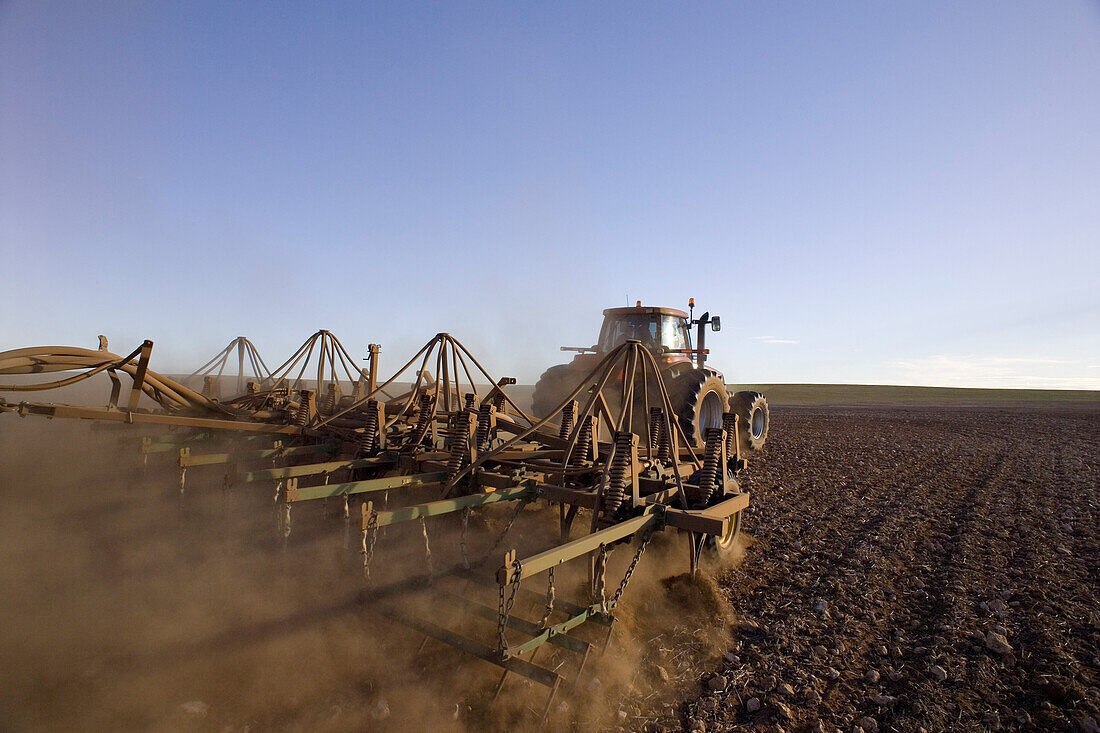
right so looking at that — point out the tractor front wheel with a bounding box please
[731,390,769,452]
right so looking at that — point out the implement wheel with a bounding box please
[715,509,742,550]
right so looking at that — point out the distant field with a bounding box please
[2,374,1095,411]
[726,383,1099,408]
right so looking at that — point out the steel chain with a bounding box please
[596,544,609,614]
[611,527,654,606]
[272,480,285,539]
[361,509,379,582]
[496,578,506,654]
[482,499,527,563]
[419,515,434,581]
[538,567,555,630]
[460,506,471,570]
[342,494,351,551]
[496,559,523,656]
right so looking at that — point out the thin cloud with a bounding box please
[883,354,1097,389]
[752,336,799,345]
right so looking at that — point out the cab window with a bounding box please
[599,315,691,352]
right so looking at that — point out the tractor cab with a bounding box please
[597,306,693,355]
[538,299,764,451]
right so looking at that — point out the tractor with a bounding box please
[532,300,770,454]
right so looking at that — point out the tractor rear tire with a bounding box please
[531,364,580,418]
[671,370,730,447]
[731,391,769,452]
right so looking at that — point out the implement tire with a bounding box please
[731,390,769,452]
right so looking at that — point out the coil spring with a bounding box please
[464,393,476,410]
[406,394,434,451]
[572,416,593,466]
[697,427,724,506]
[723,412,739,458]
[559,401,575,441]
[271,386,288,408]
[656,411,672,464]
[447,412,470,480]
[324,383,338,413]
[475,403,494,452]
[294,390,311,427]
[648,407,663,451]
[602,431,634,515]
[491,392,507,411]
[359,399,379,455]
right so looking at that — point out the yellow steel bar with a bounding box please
[3,402,303,434]
[662,492,750,536]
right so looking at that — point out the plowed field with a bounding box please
[664,405,1100,733]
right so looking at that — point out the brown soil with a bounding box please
[657,405,1100,733]
[1,404,1097,732]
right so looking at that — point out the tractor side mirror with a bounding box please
[710,315,721,332]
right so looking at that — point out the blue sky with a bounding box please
[2,1,1097,388]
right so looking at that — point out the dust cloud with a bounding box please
[0,417,744,732]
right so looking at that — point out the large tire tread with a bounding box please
[731,390,770,452]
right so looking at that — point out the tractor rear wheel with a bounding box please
[731,390,769,452]
[531,364,580,418]
[671,370,729,447]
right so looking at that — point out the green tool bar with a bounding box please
[380,608,559,688]
[180,442,337,468]
[505,603,606,658]
[287,471,446,503]
[241,454,393,482]
[368,485,533,528]
[502,510,660,584]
